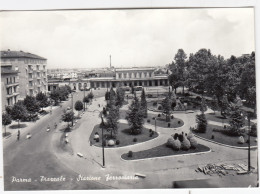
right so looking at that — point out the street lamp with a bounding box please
[93,109,106,168]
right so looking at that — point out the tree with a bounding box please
[140,88,147,118]
[221,95,229,118]
[200,97,207,114]
[126,95,144,134]
[229,107,244,136]
[24,95,40,115]
[2,113,12,136]
[36,92,49,111]
[211,95,219,114]
[10,103,28,128]
[50,89,60,105]
[106,104,119,138]
[174,49,187,94]
[83,96,90,110]
[88,92,94,102]
[105,91,110,101]
[107,87,116,109]
[161,96,172,122]
[74,100,83,117]
[61,110,74,128]
[196,113,207,133]
[116,87,125,107]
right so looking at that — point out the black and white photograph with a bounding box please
[0,3,258,192]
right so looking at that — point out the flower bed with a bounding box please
[90,123,158,148]
[193,124,258,147]
[121,143,210,160]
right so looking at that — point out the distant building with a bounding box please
[1,66,19,110]
[0,50,48,99]
[48,67,169,91]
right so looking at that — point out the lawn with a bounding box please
[146,113,184,128]
[205,112,255,126]
[89,123,158,148]
[193,124,258,147]
[121,143,210,160]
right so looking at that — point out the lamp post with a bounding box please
[83,83,86,111]
[93,109,106,168]
[71,93,74,126]
[246,114,251,172]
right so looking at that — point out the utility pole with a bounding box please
[83,83,86,111]
[248,115,251,172]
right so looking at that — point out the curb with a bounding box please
[120,148,212,162]
[194,134,258,150]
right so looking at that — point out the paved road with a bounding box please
[54,96,258,189]
[3,90,109,191]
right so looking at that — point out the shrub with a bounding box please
[153,102,157,106]
[166,138,174,148]
[96,138,99,142]
[95,132,99,135]
[224,125,227,129]
[149,129,152,133]
[149,133,153,137]
[168,123,171,127]
[172,138,181,151]
[171,115,174,119]
[238,136,245,144]
[147,119,150,123]
[128,151,133,157]
[172,133,179,140]
[158,105,162,110]
[189,137,198,149]
[133,138,137,142]
[211,135,215,139]
[178,121,181,124]
[158,114,161,117]
[151,131,154,135]
[187,132,194,140]
[181,137,191,150]
[116,140,120,145]
[108,139,115,146]
[250,124,257,137]
[178,134,184,142]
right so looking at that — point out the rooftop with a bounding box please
[0,50,47,60]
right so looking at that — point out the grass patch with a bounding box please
[121,143,210,160]
[146,113,184,128]
[193,124,258,147]
[89,123,158,148]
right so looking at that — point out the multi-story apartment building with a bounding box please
[1,66,19,110]
[0,50,48,99]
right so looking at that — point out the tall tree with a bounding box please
[10,103,28,128]
[106,104,119,138]
[23,95,40,116]
[36,92,49,111]
[211,95,219,114]
[2,113,12,136]
[174,49,187,94]
[221,95,229,118]
[74,100,83,117]
[61,110,74,128]
[50,89,60,105]
[229,106,244,135]
[161,96,172,122]
[116,86,125,107]
[140,88,147,118]
[196,113,207,133]
[200,97,207,114]
[126,95,144,134]
[83,96,90,110]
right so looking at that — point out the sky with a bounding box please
[0,8,255,69]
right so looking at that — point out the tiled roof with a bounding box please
[0,50,47,60]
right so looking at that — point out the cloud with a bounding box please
[0,8,255,69]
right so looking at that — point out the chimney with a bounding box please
[110,55,111,69]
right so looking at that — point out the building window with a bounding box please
[37,65,40,70]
